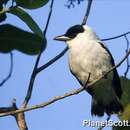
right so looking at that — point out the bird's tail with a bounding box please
[91,98,123,116]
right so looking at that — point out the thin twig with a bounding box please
[124,35,130,77]
[0,50,129,117]
[37,46,68,73]
[43,0,54,36]
[82,0,93,25]
[0,52,13,87]
[22,0,54,107]
[0,87,83,117]
[102,32,130,41]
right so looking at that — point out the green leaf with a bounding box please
[112,77,130,130]
[0,24,46,55]
[9,7,43,38]
[15,0,49,9]
[119,104,130,121]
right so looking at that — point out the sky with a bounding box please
[0,0,130,130]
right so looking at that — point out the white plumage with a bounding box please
[67,25,116,105]
[54,25,123,116]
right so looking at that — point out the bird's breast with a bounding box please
[69,41,112,85]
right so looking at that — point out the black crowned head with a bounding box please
[54,25,84,41]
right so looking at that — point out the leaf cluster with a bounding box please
[0,0,49,55]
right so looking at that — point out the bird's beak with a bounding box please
[54,35,71,41]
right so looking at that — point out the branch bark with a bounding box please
[14,113,28,130]
[0,99,28,130]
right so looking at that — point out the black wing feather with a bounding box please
[99,42,122,99]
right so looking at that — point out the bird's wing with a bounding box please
[98,42,122,99]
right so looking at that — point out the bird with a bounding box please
[54,24,123,117]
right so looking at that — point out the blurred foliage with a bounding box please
[15,0,49,9]
[0,0,49,55]
[0,24,46,55]
[120,77,130,120]
[9,7,43,37]
[112,77,130,130]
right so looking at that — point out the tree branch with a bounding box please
[0,52,13,87]
[102,32,130,41]
[0,99,28,130]
[22,0,54,107]
[43,0,54,36]
[0,49,129,117]
[14,113,28,130]
[82,0,93,25]
[124,35,130,77]
[37,46,68,73]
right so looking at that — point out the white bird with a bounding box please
[54,25,123,116]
